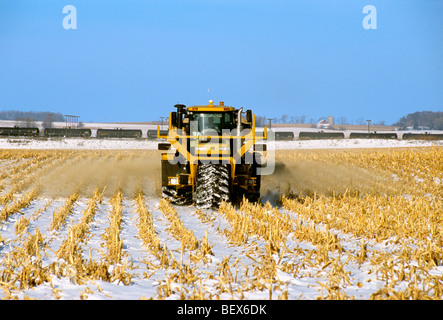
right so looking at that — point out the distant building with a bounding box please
[317,119,332,129]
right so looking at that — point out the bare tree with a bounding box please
[281,114,288,124]
[42,114,53,129]
[337,117,347,125]
[15,117,36,128]
[255,115,266,127]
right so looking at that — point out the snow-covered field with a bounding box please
[0,137,442,303]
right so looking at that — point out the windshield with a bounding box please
[189,112,234,135]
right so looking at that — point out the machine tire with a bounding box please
[196,163,230,209]
[162,186,192,205]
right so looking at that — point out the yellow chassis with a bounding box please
[158,113,267,190]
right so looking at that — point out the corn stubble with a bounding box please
[0,147,442,299]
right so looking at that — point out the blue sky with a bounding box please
[1,0,442,124]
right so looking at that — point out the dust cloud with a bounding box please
[37,149,397,202]
[261,154,396,202]
[39,152,161,198]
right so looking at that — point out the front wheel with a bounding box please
[195,163,230,209]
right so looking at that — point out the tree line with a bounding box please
[0,110,65,128]
[394,111,443,130]
[258,111,443,129]
[2,109,441,130]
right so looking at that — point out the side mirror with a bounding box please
[170,112,177,128]
[246,110,252,123]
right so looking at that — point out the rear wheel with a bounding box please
[233,155,261,205]
[196,163,230,209]
[162,186,192,205]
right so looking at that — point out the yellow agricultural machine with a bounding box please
[157,101,268,208]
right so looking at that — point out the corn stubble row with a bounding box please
[278,147,443,299]
[0,151,145,298]
[0,147,442,299]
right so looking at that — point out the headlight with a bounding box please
[168,177,179,185]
